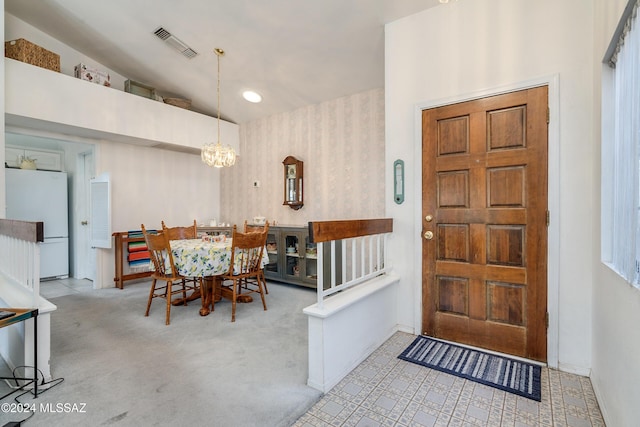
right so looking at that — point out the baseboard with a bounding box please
[589,375,611,427]
[557,362,591,377]
[396,324,415,335]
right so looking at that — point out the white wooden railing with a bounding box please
[0,219,55,382]
[312,220,392,308]
[0,220,42,300]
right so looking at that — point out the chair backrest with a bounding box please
[161,219,197,241]
[228,225,268,276]
[243,220,270,233]
[142,224,176,277]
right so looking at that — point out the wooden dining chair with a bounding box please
[161,219,201,292]
[242,220,270,294]
[161,219,197,240]
[142,224,188,325]
[220,225,268,322]
[243,219,269,233]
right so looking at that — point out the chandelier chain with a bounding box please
[201,48,236,168]
[216,48,221,144]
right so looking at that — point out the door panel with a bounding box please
[422,86,548,362]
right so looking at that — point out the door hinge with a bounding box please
[545,312,549,329]
[546,210,550,227]
[547,107,550,124]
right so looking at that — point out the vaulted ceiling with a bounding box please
[5,0,440,124]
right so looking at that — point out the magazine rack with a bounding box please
[112,231,153,289]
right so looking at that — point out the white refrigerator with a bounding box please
[5,168,69,279]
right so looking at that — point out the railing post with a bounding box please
[330,240,336,289]
[31,242,40,307]
[352,238,357,282]
[360,236,365,278]
[317,242,324,309]
[341,239,347,285]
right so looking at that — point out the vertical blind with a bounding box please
[604,0,640,286]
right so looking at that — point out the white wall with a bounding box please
[591,0,640,425]
[96,141,223,287]
[97,144,222,234]
[385,0,594,371]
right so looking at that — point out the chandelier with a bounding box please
[201,48,237,168]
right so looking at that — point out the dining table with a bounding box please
[167,238,269,316]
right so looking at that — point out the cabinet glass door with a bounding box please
[283,233,301,280]
[303,236,317,285]
[265,231,279,276]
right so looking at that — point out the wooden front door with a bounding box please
[421,86,548,362]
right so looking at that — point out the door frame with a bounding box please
[75,150,96,281]
[412,74,560,368]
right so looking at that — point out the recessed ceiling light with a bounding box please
[243,90,262,103]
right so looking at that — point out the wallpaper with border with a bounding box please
[220,88,385,228]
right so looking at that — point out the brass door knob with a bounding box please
[425,215,433,222]
[424,231,434,240]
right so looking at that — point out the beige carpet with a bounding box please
[0,280,322,426]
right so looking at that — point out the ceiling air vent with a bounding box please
[153,27,198,59]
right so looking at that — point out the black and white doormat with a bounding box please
[398,336,541,401]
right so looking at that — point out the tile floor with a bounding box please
[293,332,606,427]
[38,277,94,299]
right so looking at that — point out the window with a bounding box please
[602,0,640,288]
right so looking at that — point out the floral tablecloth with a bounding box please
[168,239,268,277]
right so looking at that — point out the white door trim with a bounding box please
[412,74,560,368]
[76,151,96,281]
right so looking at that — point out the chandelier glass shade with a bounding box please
[201,48,236,168]
[201,141,236,167]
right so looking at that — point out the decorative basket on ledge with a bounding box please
[163,97,192,110]
[5,38,60,72]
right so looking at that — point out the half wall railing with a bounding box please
[0,219,43,304]
[309,218,393,308]
[304,218,398,392]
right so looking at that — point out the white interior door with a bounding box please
[77,151,96,281]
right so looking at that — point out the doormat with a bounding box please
[398,335,541,401]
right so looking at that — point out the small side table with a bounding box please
[0,308,39,400]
